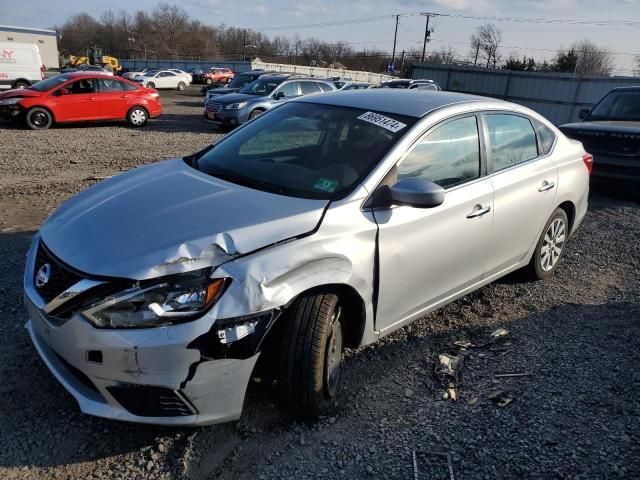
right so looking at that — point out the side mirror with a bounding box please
[55,88,71,96]
[274,91,286,100]
[578,108,590,120]
[387,178,445,208]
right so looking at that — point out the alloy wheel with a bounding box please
[130,109,146,125]
[540,218,566,271]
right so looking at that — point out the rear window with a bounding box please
[532,119,556,155]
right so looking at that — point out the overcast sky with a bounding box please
[2,0,638,74]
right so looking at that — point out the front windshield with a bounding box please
[29,75,71,91]
[228,74,258,89]
[239,77,281,96]
[588,91,640,121]
[187,102,416,200]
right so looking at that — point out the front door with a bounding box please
[52,78,97,122]
[482,113,558,276]
[374,115,494,333]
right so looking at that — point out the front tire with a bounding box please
[279,292,344,418]
[25,107,52,130]
[127,106,148,127]
[206,78,213,85]
[525,208,569,280]
[13,80,30,89]
[249,109,264,120]
[177,81,186,91]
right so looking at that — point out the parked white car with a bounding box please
[121,68,152,80]
[0,42,45,90]
[135,70,188,91]
[168,69,192,84]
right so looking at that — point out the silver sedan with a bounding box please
[24,89,590,425]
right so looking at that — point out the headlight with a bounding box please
[0,98,23,106]
[224,101,248,110]
[82,270,228,328]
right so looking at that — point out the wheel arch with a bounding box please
[27,104,56,123]
[557,200,576,234]
[12,78,32,89]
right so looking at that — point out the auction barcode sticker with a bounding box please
[357,111,407,133]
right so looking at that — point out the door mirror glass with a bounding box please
[274,91,286,100]
[56,87,71,96]
[578,108,590,120]
[388,178,445,208]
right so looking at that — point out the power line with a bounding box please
[252,11,640,31]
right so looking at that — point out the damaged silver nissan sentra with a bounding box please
[24,89,590,425]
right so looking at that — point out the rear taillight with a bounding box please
[582,153,594,175]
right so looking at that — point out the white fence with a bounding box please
[413,63,640,125]
[251,60,393,84]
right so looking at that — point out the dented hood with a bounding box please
[40,159,328,280]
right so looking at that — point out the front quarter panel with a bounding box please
[212,194,379,347]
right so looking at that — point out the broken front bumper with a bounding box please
[24,299,258,426]
[23,237,260,426]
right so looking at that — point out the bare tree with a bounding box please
[470,23,502,68]
[636,56,640,76]
[572,40,613,75]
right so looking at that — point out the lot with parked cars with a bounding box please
[0,86,639,479]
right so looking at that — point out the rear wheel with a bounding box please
[279,292,344,418]
[177,81,186,91]
[12,80,30,89]
[524,208,569,280]
[25,107,52,130]
[206,78,213,85]
[127,106,148,127]
[146,82,155,89]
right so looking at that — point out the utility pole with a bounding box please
[421,13,432,63]
[391,14,399,69]
[242,29,247,61]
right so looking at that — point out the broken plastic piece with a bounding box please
[453,340,472,349]
[435,353,465,402]
[218,321,258,344]
[491,328,509,338]
[488,390,513,408]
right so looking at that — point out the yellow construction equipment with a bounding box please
[68,47,122,73]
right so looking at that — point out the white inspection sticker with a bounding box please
[357,111,407,133]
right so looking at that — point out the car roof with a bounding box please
[610,86,640,92]
[295,89,498,118]
[63,72,113,79]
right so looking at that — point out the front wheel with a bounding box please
[525,208,569,280]
[26,107,52,130]
[249,109,264,120]
[279,292,344,418]
[13,80,30,89]
[206,78,213,85]
[177,81,186,91]
[146,82,155,89]
[127,106,148,127]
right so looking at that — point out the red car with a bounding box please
[0,72,162,130]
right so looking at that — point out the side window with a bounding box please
[159,72,176,77]
[486,114,539,171]
[300,81,321,95]
[122,81,139,91]
[277,81,298,97]
[65,79,94,94]
[532,119,556,155]
[98,79,125,92]
[318,82,333,92]
[398,116,481,189]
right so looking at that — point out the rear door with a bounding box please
[482,112,558,276]
[95,78,133,119]
[52,78,98,122]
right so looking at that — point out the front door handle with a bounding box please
[120,95,129,99]
[538,181,555,192]
[467,205,491,218]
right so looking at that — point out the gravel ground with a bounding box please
[0,88,638,479]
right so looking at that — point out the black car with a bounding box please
[559,87,640,189]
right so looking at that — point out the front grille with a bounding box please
[570,131,640,157]
[107,385,195,417]
[34,241,85,303]
[205,102,222,113]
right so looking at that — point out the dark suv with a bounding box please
[203,74,335,129]
[202,70,277,102]
[379,79,442,91]
[559,87,640,189]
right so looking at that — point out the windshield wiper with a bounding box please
[209,170,288,195]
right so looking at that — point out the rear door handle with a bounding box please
[467,205,491,218]
[538,181,555,192]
